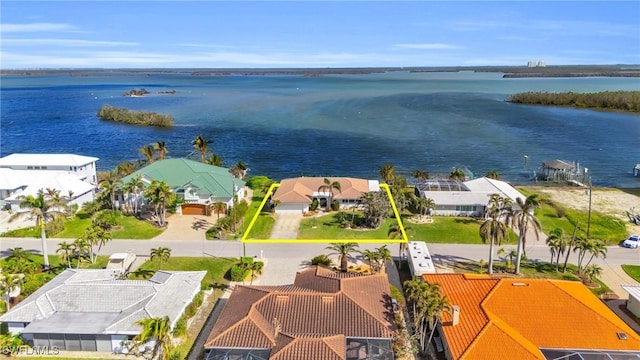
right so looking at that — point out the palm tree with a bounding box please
[7,247,30,262]
[73,237,90,269]
[192,134,212,162]
[325,242,359,272]
[130,316,173,360]
[512,195,542,274]
[318,178,341,210]
[154,141,168,161]
[204,154,224,167]
[57,242,75,268]
[414,197,435,217]
[545,228,566,270]
[585,264,603,282]
[361,249,379,272]
[9,189,70,269]
[485,170,500,180]
[379,163,396,185]
[116,161,136,177]
[248,261,264,285]
[212,202,227,220]
[0,273,23,312]
[412,169,429,181]
[375,245,392,273]
[479,195,511,275]
[144,180,175,227]
[584,239,607,269]
[99,172,123,211]
[150,247,171,270]
[449,168,466,181]
[403,279,450,354]
[124,175,145,216]
[229,161,249,180]
[139,144,155,164]
[80,226,112,264]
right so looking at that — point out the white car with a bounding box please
[622,234,640,249]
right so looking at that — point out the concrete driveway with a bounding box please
[152,214,218,241]
[269,213,303,239]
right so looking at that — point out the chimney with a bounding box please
[452,305,460,326]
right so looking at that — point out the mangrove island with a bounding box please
[97,104,174,127]
[506,90,640,113]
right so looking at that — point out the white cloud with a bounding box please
[1,23,78,33]
[394,43,463,50]
[3,39,139,47]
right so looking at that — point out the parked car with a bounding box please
[622,234,640,249]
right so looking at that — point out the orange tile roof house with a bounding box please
[422,274,640,359]
[204,266,396,360]
[272,177,379,213]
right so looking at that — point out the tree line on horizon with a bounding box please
[507,90,640,113]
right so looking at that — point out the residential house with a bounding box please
[120,158,245,216]
[622,284,640,318]
[272,177,380,214]
[422,274,640,359]
[204,266,396,360]
[0,269,205,353]
[414,177,526,216]
[0,153,99,211]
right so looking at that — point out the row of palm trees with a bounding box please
[545,227,607,274]
[57,226,112,268]
[479,193,542,275]
[403,279,449,355]
[324,242,393,273]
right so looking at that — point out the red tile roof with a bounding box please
[422,274,640,359]
[272,177,373,204]
[205,267,395,359]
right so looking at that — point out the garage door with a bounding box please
[182,204,207,215]
[275,203,307,213]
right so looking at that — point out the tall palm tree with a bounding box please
[130,316,173,360]
[204,154,224,167]
[80,226,112,264]
[325,242,359,272]
[125,175,145,216]
[248,261,264,285]
[9,189,69,269]
[212,202,227,220]
[414,197,435,217]
[479,195,512,275]
[144,180,175,227]
[375,245,392,273]
[0,273,23,312]
[229,161,249,180]
[150,247,172,270]
[192,134,212,163]
[99,172,123,211]
[57,242,75,268]
[361,249,379,272]
[379,163,396,185]
[545,228,566,270]
[116,161,136,177]
[584,239,607,269]
[318,178,341,210]
[139,144,155,164]
[73,237,90,269]
[154,141,168,161]
[512,194,542,274]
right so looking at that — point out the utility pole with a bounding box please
[584,168,592,239]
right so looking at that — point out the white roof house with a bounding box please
[622,284,640,318]
[414,177,526,216]
[0,153,99,212]
[0,269,206,353]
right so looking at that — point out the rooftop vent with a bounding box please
[617,332,628,340]
[512,282,530,286]
[452,305,461,326]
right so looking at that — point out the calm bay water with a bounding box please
[1,71,639,187]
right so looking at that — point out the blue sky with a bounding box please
[1,1,638,69]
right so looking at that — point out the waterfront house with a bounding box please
[414,177,525,216]
[204,266,395,360]
[120,158,245,216]
[0,153,99,211]
[0,269,205,353]
[272,177,380,214]
[422,274,640,359]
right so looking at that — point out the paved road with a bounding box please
[1,237,638,295]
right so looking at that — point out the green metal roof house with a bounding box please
[122,158,245,215]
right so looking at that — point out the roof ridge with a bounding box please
[549,280,640,334]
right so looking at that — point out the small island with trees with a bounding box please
[123,88,177,97]
[97,104,174,127]
[506,90,640,113]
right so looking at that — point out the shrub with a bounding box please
[46,216,65,236]
[92,209,119,230]
[331,200,340,211]
[184,302,198,318]
[310,199,319,211]
[230,265,245,282]
[311,254,332,266]
[193,291,205,307]
[172,316,187,338]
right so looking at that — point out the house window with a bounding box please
[27,166,33,170]
[455,205,475,212]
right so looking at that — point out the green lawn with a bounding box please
[242,196,276,239]
[55,213,163,239]
[129,256,236,290]
[518,187,628,244]
[622,264,640,283]
[298,212,397,240]
[408,216,518,244]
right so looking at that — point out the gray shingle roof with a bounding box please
[0,269,206,334]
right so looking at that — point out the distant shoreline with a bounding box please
[1,64,639,78]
